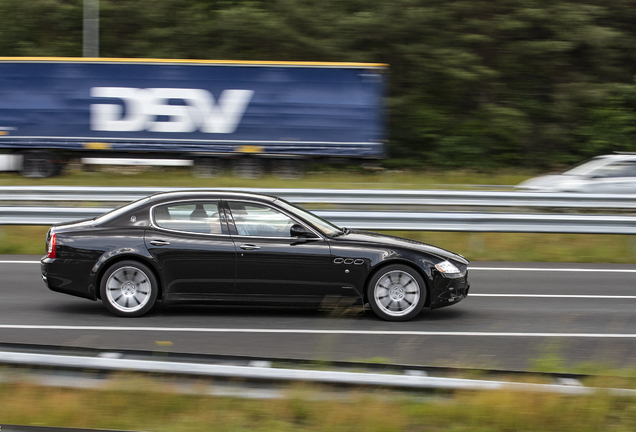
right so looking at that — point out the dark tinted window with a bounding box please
[591,162,636,178]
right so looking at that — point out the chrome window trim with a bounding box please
[148,197,325,241]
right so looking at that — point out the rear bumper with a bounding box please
[41,257,97,301]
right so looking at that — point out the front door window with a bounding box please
[227,201,295,237]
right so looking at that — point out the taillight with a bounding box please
[46,233,57,259]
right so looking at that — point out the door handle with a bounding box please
[240,244,260,250]
[149,240,171,246]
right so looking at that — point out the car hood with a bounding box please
[516,174,571,191]
[335,230,469,265]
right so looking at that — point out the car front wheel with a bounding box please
[100,261,158,317]
[367,264,426,321]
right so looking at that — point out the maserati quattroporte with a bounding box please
[41,190,469,321]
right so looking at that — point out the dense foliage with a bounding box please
[1,0,636,169]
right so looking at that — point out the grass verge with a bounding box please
[0,165,533,188]
[1,375,636,431]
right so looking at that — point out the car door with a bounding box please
[144,200,236,302]
[224,200,336,301]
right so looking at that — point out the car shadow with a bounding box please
[157,303,470,323]
[157,303,351,319]
[47,301,111,317]
[47,300,470,322]
[416,307,468,321]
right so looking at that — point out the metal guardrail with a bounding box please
[1,186,636,234]
[329,211,636,234]
[3,186,636,208]
[0,206,111,225]
[1,426,132,432]
[1,350,634,396]
[3,207,636,234]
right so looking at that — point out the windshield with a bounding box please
[563,158,610,176]
[274,198,342,236]
[94,197,150,222]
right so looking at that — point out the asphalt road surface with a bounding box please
[1,255,635,370]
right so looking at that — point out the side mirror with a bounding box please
[290,223,317,238]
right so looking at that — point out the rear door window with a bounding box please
[153,201,225,234]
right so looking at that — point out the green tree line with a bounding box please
[1,0,636,169]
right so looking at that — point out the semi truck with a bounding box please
[0,57,387,178]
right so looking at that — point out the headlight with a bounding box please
[435,260,460,276]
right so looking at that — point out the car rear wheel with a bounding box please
[367,264,426,321]
[100,261,158,317]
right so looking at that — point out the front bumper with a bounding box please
[429,270,470,309]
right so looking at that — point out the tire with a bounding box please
[20,151,59,178]
[100,260,158,317]
[192,158,223,178]
[232,158,264,179]
[271,159,304,179]
[367,264,426,321]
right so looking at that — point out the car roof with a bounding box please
[147,190,278,203]
[595,153,636,162]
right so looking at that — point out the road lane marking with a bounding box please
[155,341,173,346]
[0,325,635,338]
[0,261,41,264]
[470,294,636,299]
[471,267,636,272]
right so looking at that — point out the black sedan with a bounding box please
[41,191,469,321]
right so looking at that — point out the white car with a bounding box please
[516,153,636,193]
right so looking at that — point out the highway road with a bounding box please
[1,255,635,370]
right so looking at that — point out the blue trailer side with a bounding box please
[0,57,387,177]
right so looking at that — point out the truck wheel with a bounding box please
[232,158,264,179]
[272,159,304,179]
[193,158,223,178]
[20,152,60,178]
